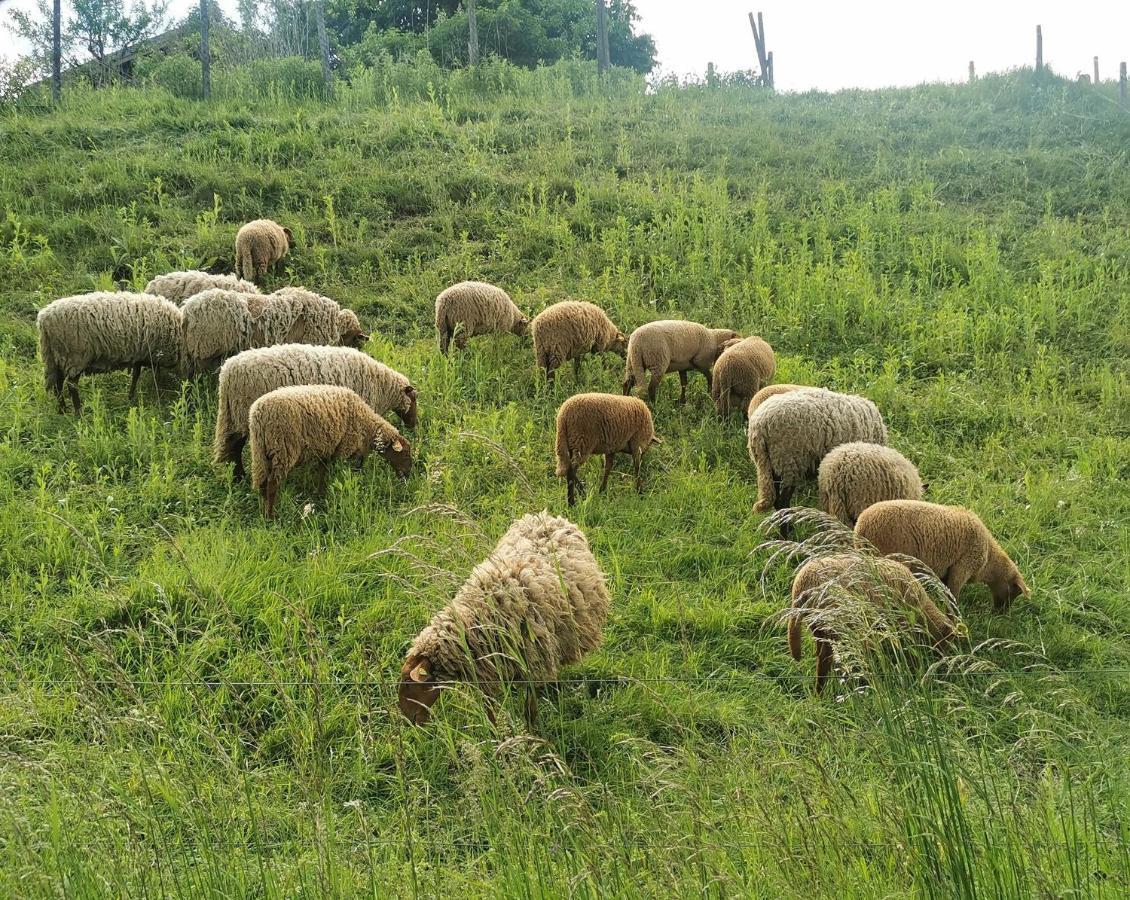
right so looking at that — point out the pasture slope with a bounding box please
[0,61,1128,897]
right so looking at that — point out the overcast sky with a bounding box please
[2,0,1128,91]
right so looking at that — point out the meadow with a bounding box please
[0,58,1128,896]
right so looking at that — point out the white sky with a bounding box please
[2,0,1128,91]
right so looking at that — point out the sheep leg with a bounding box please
[632,447,645,494]
[773,478,795,510]
[263,476,281,519]
[572,357,582,381]
[67,377,82,415]
[599,454,615,492]
[566,470,582,506]
[677,371,688,404]
[646,369,663,404]
[943,565,973,605]
[314,461,331,497]
[225,435,249,480]
[545,364,556,384]
[47,367,65,413]
[814,640,834,694]
[621,373,634,396]
[438,327,451,354]
[127,364,143,402]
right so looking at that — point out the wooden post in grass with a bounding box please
[596,0,610,73]
[467,0,479,67]
[969,61,975,82]
[1093,56,1099,84]
[748,11,770,88]
[766,50,774,90]
[1036,25,1043,71]
[314,0,333,100]
[1121,62,1127,106]
[51,0,61,102]
[200,0,211,100]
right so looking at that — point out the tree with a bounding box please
[68,0,169,83]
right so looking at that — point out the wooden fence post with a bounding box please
[1036,25,1043,71]
[766,50,774,90]
[1121,62,1127,106]
[968,61,975,83]
[748,11,769,87]
[467,0,479,66]
[200,0,211,100]
[596,0,610,73]
[51,0,61,102]
[1093,56,1099,84]
[314,0,333,100]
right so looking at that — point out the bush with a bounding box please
[143,53,203,100]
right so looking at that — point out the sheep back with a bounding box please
[747,383,810,415]
[144,270,261,304]
[818,442,923,525]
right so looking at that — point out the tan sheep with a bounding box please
[620,320,739,403]
[854,500,1030,612]
[531,300,627,382]
[249,385,411,518]
[747,383,809,415]
[554,393,660,506]
[434,280,528,352]
[818,442,924,526]
[788,553,958,693]
[710,335,776,418]
[398,511,610,727]
[258,287,368,349]
[144,270,261,304]
[234,219,293,283]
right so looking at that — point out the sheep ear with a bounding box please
[405,385,417,400]
[410,662,430,682]
[392,439,404,452]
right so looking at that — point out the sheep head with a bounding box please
[282,226,295,248]
[398,655,442,725]
[511,314,530,337]
[399,385,419,429]
[376,435,413,479]
[338,309,369,348]
[610,331,629,357]
[987,562,1030,611]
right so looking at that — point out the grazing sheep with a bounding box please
[747,383,809,415]
[818,442,924,526]
[249,385,411,518]
[531,300,627,382]
[144,270,261,305]
[854,500,1030,611]
[747,388,887,512]
[788,553,957,693]
[234,219,293,283]
[435,280,528,352]
[621,320,739,403]
[213,344,417,479]
[710,335,776,418]
[181,288,263,375]
[37,292,184,414]
[398,511,610,727]
[554,393,660,506]
[258,287,368,349]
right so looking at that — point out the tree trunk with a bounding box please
[596,0,609,73]
[200,0,211,100]
[51,0,61,102]
[314,0,333,100]
[1036,25,1043,71]
[467,0,479,67]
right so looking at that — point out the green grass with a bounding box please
[1,58,1128,896]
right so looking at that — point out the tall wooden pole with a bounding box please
[1121,62,1127,106]
[596,0,609,73]
[200,0,211,100]
[968,61,975,83]
[1035,25,1043,71]
[466,0,479,66]
[748,12,768,87]
[51,0,61,102]
[1093,56,1099,84]
[766,50,774,90]
[314,0,333,99]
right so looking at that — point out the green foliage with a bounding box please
[0,68,1128,895]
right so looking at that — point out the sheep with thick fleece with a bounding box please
[398,511,610,727]
[257,287,368,349]
[854,500,1030,611]
[788,553,957,693]
[435,280,528,352]
[747,388,887,512]
[249,386,411,518]
[181,288,264,375]
[554,393,660,506]
[531,300,627,382]
[37,292,184,414]
[213,345,417,479]
[621,320,739,403]
[818,442,923,526]
[144,270,261,304]
[710,335,776,418]
[747,383,809,415]
[234,219,293,283]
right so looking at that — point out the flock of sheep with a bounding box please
[34,217,1031,726]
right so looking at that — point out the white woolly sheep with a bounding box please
[788,553,957,693]
[621,320,740,403]
[144,270,261,304]
[249,385,411,518]
[554,393,660,506]
[434,280,528,352]
[818,442,924,526]
[747,383,810,415]
[259,287,368,349]
[213,344,417,479]
[181,288,264,375]
[37,292,184,414]
[398,511,610,727]
[854,500,1030,612]
[531,300,627,382]
[234,219,293,283]
[710,335,776,418]
[747,388,887,512]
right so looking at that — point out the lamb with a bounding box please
[530,300,627,382]
[747,388,887,512]
[854,500,1030,611]
[747,383,809,415]
[398,511,610,727]
[818,442,923,526]
[37,292,184,414]
[434,280,528,352]
[788,553,957,693]
[234,219,293,283]
[144,270,261,304]
[213,344,418,479]
[554,393,660,506]
[249,385,411,518]
[620,320,739,403]
[710,335,776,418]
[258,287,368,349]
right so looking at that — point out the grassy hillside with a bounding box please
[1,60,1128,896]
